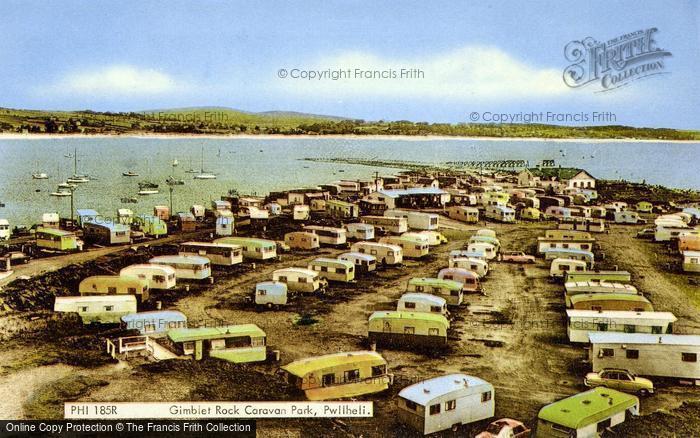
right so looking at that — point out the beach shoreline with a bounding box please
[0,132,698,143]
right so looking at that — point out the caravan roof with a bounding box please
[274,267,318,276]
[399,293,446,307]
[566,309,677,323]
[55,295,136,304]
[538,387,638,430]
[399,374,491,406]
[149,255,210,265]
[168,324,264,343]
[369,311,449,326]
[588,332,700,346]
[283,351,386,377]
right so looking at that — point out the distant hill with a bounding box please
[0,106,697,140]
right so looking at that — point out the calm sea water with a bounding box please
[0,137,698,225]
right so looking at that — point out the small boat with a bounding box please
[138,181,159,189]
[166,177,185,185]
[123,171,139,177]
[58,182,76,189]
[32,173,49,179]
[138,189,159,196]
[172,159,179,167]
[193,173,216,180]
[66,176,89,183]
[120,197,138,204]
[50,190,72,197]
[193,146,216,179]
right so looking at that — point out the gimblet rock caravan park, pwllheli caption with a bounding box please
[0,1,699,437]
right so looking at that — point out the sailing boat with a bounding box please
[193,146,216,179]
[32,161,49,179]
[122,171,139,177]
[185,157,198,174]
[166,159,185,185]
[66,148,89,183]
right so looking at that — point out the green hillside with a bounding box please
[0,106,698,140]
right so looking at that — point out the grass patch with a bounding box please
[23,375,109,419]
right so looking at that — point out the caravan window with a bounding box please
[153,275,165,283]
[371,365,385,377]
[298,277,307,283]
[277,276,287,282]
[104,305,113,311]
[626,350,639,359]
[597,323,608,331]
[128,287,136,294]
[404,326,415,334]
[79,306,88,312]
[624,324,636,333]
[430,306,442,313]
[429,404,440,415]
[481,391,492,402]
[428,328,440,336]
[651,326,662,334]
[445,400,456,411]
[108,287,117,294]
[682,353,697,362]
[322,373,335,386]
[404,302,416,309]
[258,289,267,296]
[601,348,614,357]
[344,369,360,382]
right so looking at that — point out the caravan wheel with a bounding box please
[266,303,273,310]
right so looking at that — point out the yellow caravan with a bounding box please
[79,275,150,301]
[520,207,540,221]
[446,206,479,223]
[379,236,429,258]
[308,257,355,282]
[35,227,82,252]
[281,351,392,400]
[284,231,320,250]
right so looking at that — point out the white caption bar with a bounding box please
[65,402,373,419]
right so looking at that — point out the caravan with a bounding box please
[379,236,429,258]
[284,231,320,250]
[446,206,479,223]
[338,252,377,274]
[214,237,277,260]
[397,374,495,435]
[281,351,391,401]
[566,310,676,343]
[303,225,347,246]
[54,295,137,325]
[397,293,448,316]
[550,258,587,279]
[466,243,497,260]
[351,241,403,265]
[254,281,288,308]
[119,264,177,290]
[272,268,327,293]
[384,209,439,230]
[437,268,481,293]
[448,257,489,277]
[407,278,463,306]
[79,275,149,301]
[179,241,243,266]
[149,255,211,280]
[368,311,449,349]
[485,205,515,223]
[360,215,408,234]
[308,258,355,282]
[345,223,375,240]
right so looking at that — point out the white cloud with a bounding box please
[45,65,185,97]
[277,46,568,101]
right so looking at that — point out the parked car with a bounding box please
[584,368,654,396]
[636,228,655,239]
[476,418,531,438]
[500,251,535,263]
[5,251,30,265]
[276,241,291,253]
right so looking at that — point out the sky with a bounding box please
[1,0,698,128]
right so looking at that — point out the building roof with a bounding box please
[369,311,449,326]
[149,255,210,265]
[84,221,131,232]
[168,324,265,343]
[399,374,491,406]
[683,251,700,257]
[566,310,677,322]
[588,332,700,346]
[408,277,463,290]
[538,387,637,429]
[378,187,447,198]
[399,293,446,306]
[282,351,386,377]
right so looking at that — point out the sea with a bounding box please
[0,136,698,225]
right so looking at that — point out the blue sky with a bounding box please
[1,0,698,128]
